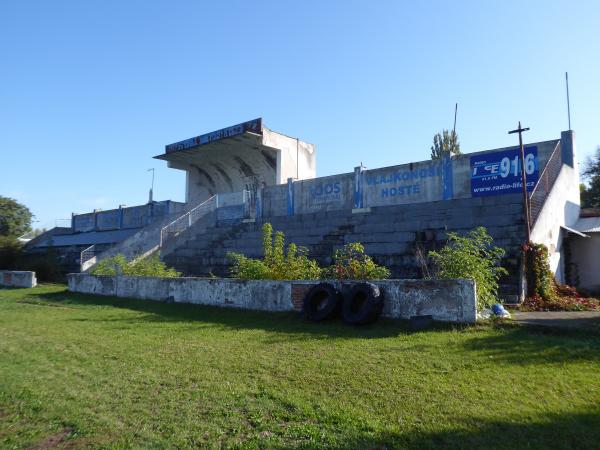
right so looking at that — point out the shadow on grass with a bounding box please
[28,288,471,340]
[460,321,600,365]
[313,409,600,450]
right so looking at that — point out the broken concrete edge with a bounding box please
[67,274,477,323]
[0,271,37,288]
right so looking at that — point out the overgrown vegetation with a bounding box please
[522,243,600,311]
[322,242,390,280]
[228,223,389,281]
[90,254,181,278]
[228,223,321,280]
[428,227,507,310]
[0,237,65,282]
[2,285,600,449]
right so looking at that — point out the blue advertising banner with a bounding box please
[470,146,538,197]
[165,118,262,153]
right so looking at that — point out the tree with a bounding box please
[581,147,600,209]
[0,196,33,237]
[431,130,461,159]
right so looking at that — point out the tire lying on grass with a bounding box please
[303,283,341,321]
[342,282,384,325]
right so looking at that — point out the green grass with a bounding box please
[1,285,600,449]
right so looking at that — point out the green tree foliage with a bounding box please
[428,227,508,310]
[0,236,23,269]
[580,146,600,208]
[228,223,321,280]
[0,196,33,238]
[90,254,181,278]
[322,242,390,280]
[430,130,461,160]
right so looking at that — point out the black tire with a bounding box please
[342,282,384,325]
[303,283,341,321]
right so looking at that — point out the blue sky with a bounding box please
[1,0,599,228]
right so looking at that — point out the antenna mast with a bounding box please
[565,72,572,130]
[453,103,458,136]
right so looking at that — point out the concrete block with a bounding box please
[0,271,37,288]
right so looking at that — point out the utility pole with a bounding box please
[147,168,155,203]
[508,122,531,243]
[453,103,458,136]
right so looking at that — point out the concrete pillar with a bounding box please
[353,166,365,209]
[118,206,124,229]
[442,155,454,200]
[561,130,576,168]
[287,178,294,216]
[255,185,263,219]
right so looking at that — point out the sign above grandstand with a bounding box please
[165,118,262,153]
[470,146,539,197]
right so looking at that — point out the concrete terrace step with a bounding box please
[161,196,527,296]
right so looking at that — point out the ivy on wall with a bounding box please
[524,243,557,300]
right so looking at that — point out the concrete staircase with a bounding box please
[162,194,526,301]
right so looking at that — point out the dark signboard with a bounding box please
[165,118,262,153]
[470,146,538,197]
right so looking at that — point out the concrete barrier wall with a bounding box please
[72,201,186,232]
[1,271,37,288]
[68,274,477,323]
[363,159,448,207]
[262,184,288,217]
[256,137,563,219]
[293,173,354,214]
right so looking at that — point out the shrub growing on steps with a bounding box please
[428,226,507,310]
[90,254,180,278]
[228,223,390,281]
[321,242,390,280]
[228,223,321,280]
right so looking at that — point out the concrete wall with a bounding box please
[261,184,288,218]
[293,173,354,215]
[1,271,37,288]
[67,274,477,323]
[255,136,564,219]
[530,133,580,283]
[362,159,445,207]
[72,201,185,233]
[568,233,600,295]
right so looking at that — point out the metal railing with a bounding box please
[529,142,563,225]
[80,244,97,272]
[160,195,218,247]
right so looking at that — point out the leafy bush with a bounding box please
[90,254,180,278]
[228,223,321,280]
[0,238,64,282]
[322,242,390,280]
[428,227,508,310]
[0,236,22,270]
[17,252,65,282]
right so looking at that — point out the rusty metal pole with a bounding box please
[509,122,531,243]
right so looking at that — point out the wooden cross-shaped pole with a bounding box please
[508,122,531,243]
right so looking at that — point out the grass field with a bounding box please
[1,284,600,449]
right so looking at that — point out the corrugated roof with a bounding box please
[30,228,140,248]
[573,217,600,233]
